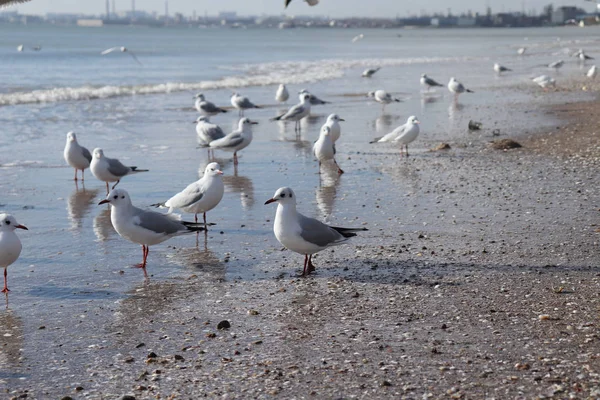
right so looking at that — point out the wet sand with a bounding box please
[2,79,600,399]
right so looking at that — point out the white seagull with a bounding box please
[64,131,92,181]
[285,0,319,8]
[548,60,564,70]
[420,74,444,91]
[587,65,597,79]
[367,90,401,112]
[90,148,149,194]
[98,189,206,277]
[209,118,258,165]
[362,67,380,78]
[494,63,512,74]
[195,116,225,157]
[313,126,343,174]
[275,84,290,103]
[194,93,227,116]
[532,75,556,89]
[517,47,527,55]
[323,113,344,143]
[101,46,142,65]
[448,77,474,98]
[298,89,330,105]
[0,213,27,293]
[153,162,224,225]
[370,115,420,157]
[231,92,260,116]
[352,34,365,43]
[271,93,312,132]
[264,187,367,276]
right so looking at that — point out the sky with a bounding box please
[11,0,598,18]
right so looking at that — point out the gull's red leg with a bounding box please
[74,169,78,181]
[1,269,9,293]
[302,255,308,276]
[307,255,316,274]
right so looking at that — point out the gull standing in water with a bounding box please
[209,118,258,165]
[367,90,401,112]
[548,60,564,70]
[494,63,512,74]
[313,126,343,174]
[153,162,224,226]
[64,131,92,181]
[532,75,556,89]
[99,189,206,278]
[271,93,311,132]
[265,187,367,276]
[195,116,225,157]
[298,89,330,105]
[370,115,420,157]
[0,214,27,293]
[101,46,142,65]
[90,148,149,194]
[420,74,444,91]
[285,0,319,8]
[362,67,380,78]
[231,92,260,116]
[323,114,344,143]
[448,77,474,99]
[517,47,527,55]
[194,93,227,116]
[275,84,289,103]
[587,65,597,79]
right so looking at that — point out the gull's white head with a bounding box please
[195,93,205,100]
[98,188,132,207]
[204,162,224,177]
[421,73,427,78]
[264,187,296,206]
[327,114,344,123]
[239,117,258,129]
[279,84,286,89]
[494,63,500,68]
[298,89,309,95]
[367,91,375,98]
[449,77,457,82]
[92,148,104,159]
[195,116,210,123]
[120,47,127,52]
[407,115,420,125]
[0,213,28,232]
[301,93,311,102]
[231,92,240,98]
[66,131,77,142]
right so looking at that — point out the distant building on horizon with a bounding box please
[551,6,585,24]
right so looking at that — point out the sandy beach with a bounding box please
[1,70,599,399]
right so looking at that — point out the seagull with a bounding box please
[195,116,225,157]
[16,45,23,52]
[285,0,319,8]
[271,93,311,132]
[0,213,27,293]
[420,74,444,91]
[209,117,258,165]
[352,34,364,43]
[0,0,31,7]
[517,47,527,55]
[64,131,92,181]
[548,60,564,70]
[90,148,149,194]
[98,189,207,277]
[101,46,142,65]
[579,51,594,61]
[323,113,344,143]
[362,67,380,78]
[298,89,330,105]
[370,116,420,157]
[275,84,290,103]
[153,162,224,225]
[532,75,556,89]
[587,65,597,79]
[367,90,401,112]
[194,93,227,116]
[448,77,474,98]
[313,126,343,174]
[231,92,260,116]
[494,63,512,74]
[264,187,367,276]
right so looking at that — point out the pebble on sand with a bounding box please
[491,139,522,150]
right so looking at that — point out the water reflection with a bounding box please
[0,311,23,367]
[448,101,465,122]
[316,169,341,219]
[223,171,254,210]
[166,246,225,281]
[420,93,442,111]
[374,114,397,134]
[66,184,99,231]
[93,207,116,242]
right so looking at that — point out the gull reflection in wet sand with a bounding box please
[374,114,399,134]
[0,311,23,367]
[66,183,99,231]
[316,168,341,219]
[223,171,254,210]
[93,207,116,242]
[166,246,225,281]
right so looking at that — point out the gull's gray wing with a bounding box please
[210,132,244,149]
[456,82,465,92]
[239,97,258,108]
[309,95,329,105]
[200,101,223,114]
[105,157,132,177]
[81,146,92,163]
[132,207,185,235]
[165,181,205,209]
[205,125,225,141]
[298,213,346,247]
[425,77,442,86]
[283,103,306,119]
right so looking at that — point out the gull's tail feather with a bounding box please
[130,167,149,173]
[466,89,474,93]
[369,137,382,144]
[394,98,402,102]
[331,226,368,238]
[218,108,228,113]
[151,202,166,208]
[181,221,216,232]
[270,113,285,121]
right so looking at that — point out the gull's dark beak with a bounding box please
[250,121,259,125]
[264,198,276,205]
[339,118,345,121]
[98,199,110,205]
[15,224,28,230]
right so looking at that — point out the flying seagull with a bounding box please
[101,46,143,65]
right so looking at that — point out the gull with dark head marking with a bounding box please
[275,84,289,103]
[370,115,420,157]
[367,90,401,112]
[231,92,260,116]
[448,77,474,99]
[323,114,344,143]
[313,126,343,174]
[194,93,227,116]
[0,213,27,293]
[101,46,142,65]
[90,148,149,194]
[153,162,224,226]
[420,74,444,91]
[99,189,207,278]
[494,63,512,74]
[298,89,330,105]
[209,117,258,165]
[265,187,367,276]
[362,67,380,78]
[64,131,92,181]
[195,116,225,157]
[271,93,311,132]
